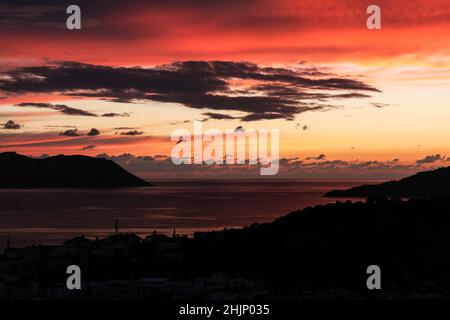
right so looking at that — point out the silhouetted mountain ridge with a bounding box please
[325,166,450,197]
[0,152,151,188]
[4,196,450,299]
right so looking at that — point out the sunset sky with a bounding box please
[1,0,450,179]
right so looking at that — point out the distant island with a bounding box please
[0,152,151,188]
[325,166,450,198]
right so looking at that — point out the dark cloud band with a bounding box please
[1,60,379,121]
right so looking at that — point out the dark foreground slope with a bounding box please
[0,152,151,188]
[2,197,450,299]
[325,166,450,197]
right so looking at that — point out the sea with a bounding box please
[0,180,378,250]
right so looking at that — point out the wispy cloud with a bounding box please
[59,128,82,137]
[16,102,97,117]
[101,112,130,117]
[120,130,144,136]
[81,145,96,150]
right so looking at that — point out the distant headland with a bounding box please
[325,166,450,198]
[0,152,151,188]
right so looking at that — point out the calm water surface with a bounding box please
[0,180,378,249]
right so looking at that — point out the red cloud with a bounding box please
[0,0,449,66]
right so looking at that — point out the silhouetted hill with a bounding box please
[4,197,450,299]
[0,152,151,188]
[325,166,450,198]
